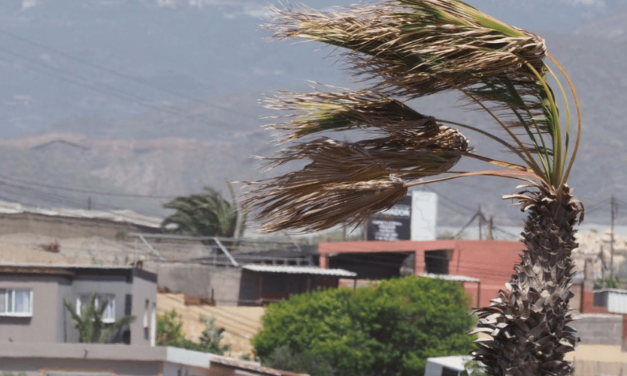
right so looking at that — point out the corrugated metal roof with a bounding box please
[0,200,162,228]
[594,288,627,294]
[427,355,473,371]
[419,273,480,283]
[242,264,357,277]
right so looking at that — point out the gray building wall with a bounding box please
[150,263,242,306]
[0,267,157,346]
[57,279,73,343]
[130,269,159,347]
[572,314,623,346]
[0,274,66,343]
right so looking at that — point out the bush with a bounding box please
[157,309,229,355]
[252,276,475,376]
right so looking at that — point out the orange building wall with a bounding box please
[318,240,524,308]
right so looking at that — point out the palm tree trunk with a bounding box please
[473,184,584,376]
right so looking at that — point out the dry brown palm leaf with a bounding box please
[248,125,470,232]
[268,1,545,98]
[249,176,407,233]
[264,87,440,140]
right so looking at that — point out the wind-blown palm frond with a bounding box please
[162,182,247,238]
[270,1,545,97]
[267,0,574,184]
[265,88,440,139]
[250,124,468,231]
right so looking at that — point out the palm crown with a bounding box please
[248,0,581,233]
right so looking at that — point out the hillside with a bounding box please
[0,1,625,228]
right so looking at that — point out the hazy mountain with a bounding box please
[0,0,623,138]
[0,0,626,228]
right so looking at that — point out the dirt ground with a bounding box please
[157,293,264,358]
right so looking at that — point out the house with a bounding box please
[140,234,356,306]
[0,263,158,346]
[237,264,357,306]
[0,200,162,240]
[0,263,304,376]
[318,239,524,308]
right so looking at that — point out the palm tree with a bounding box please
[162,182,247,238]
[247,1,583,376]
[63,293,135,343]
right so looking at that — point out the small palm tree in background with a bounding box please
[63,293,135,343]
[162,182,247,238]
[247,1,583,375]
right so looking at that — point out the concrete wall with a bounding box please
[0,358,160,376]
[163,362,210,376]
[0,274,67,343]
[130,270,158,347]
[57,279,73,343]
[0,212,159,239]
[572,314,623,346]
[149,263,242,306]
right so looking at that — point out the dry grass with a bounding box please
[157,293,264,358]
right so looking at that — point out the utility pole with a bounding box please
[487,216,494,240]
[601,245,606,289]
[478,205,483,240]
[610,196,618,282]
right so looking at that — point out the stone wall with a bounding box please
[147,263,242,306]
[573,314,623,346]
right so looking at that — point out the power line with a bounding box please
[0,173,176,199]
[0,28,259,120]
[424,186,476,214]
[0,45,238,131]
[0,179,161,224]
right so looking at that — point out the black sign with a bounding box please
[367,195,412,241]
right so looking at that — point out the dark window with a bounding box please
[124,294,133,316]
[442,367,459,376]
[424,250,450,274]
[123,329,131,345]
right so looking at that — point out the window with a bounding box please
[143,299,150,328]
[76,294,115,323]
[442,367,461,376]
[424,250,451,275]
[0,289,33,317]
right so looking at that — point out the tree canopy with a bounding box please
[252,276,475,376]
